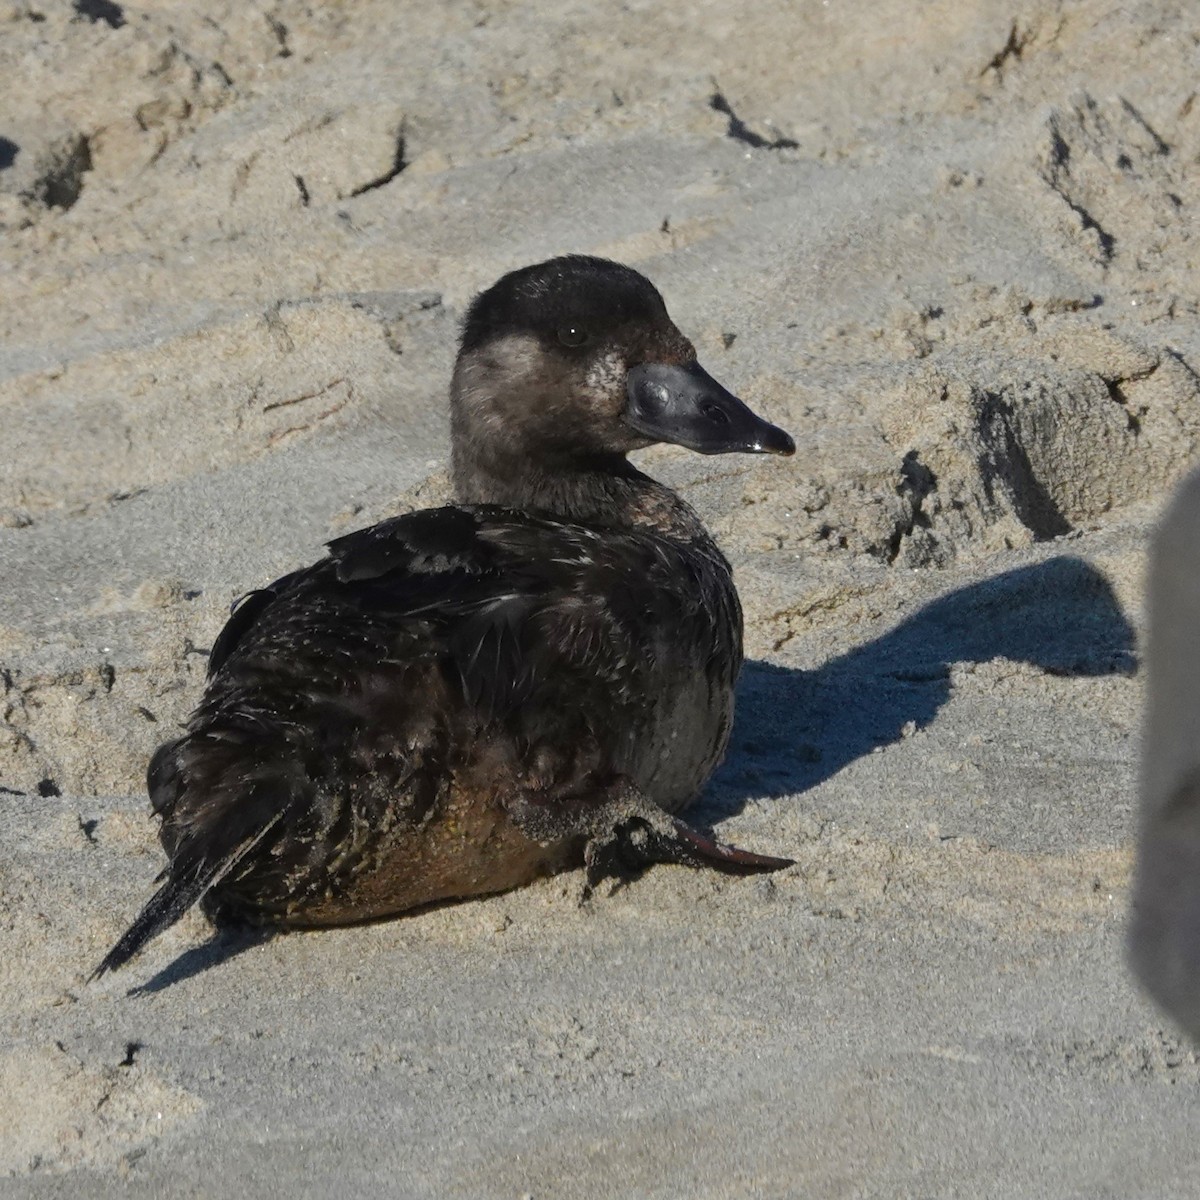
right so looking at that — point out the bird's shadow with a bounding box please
[126,927,271,997]
[704,554,1136,820]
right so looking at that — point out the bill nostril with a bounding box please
[701,402,730,425]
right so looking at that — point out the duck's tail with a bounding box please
[91,812,282,980]
[90,863,217,980]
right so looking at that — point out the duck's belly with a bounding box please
[281,785,579,927]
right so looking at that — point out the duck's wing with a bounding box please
[201,507,492,682]
[320,505,693,725]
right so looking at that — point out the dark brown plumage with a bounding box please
[95,255,795,976]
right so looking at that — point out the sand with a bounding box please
[3,0,1200,1194]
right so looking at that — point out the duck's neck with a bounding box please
[451,447,708,541]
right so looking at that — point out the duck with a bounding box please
[94,254,796,976]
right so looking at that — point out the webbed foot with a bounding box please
[507,777,793,898]
[583,807,794,891]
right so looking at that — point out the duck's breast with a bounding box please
[612,538,742,812]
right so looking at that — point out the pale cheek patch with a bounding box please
[584,349,627,414]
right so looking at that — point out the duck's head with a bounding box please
[451,255,794,502]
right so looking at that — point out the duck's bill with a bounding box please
[624,361,795,456]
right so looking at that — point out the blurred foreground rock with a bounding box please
[1133,466,1200,1037]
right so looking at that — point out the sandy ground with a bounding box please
[3,0,1200,1194]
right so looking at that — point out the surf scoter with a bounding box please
[95,255,795,976]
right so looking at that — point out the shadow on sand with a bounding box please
[705,554,1136,820]
[126,927,271,997]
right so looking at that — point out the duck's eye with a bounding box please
[557,325,589,348]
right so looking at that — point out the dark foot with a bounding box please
[584,808,794,890]
[507,777,793,894]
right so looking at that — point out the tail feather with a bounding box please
[91,812,283,980]
[90,863,218,980]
